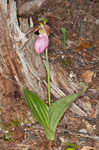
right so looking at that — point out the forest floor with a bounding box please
[0,0,99,149]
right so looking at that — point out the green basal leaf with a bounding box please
[24,89,80,141]
[24,88,49,130]
[49,94,79,140]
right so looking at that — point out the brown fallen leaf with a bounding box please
[81,70,94,83]
[75,38,92,56]
[75,38,92,62]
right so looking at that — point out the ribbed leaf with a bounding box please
[49,94,79,140]
[24,88,49,130]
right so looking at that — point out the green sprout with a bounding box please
[61,27,67,48]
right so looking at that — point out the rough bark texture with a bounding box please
[0,0,47,100]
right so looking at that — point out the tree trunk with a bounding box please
[0,0,47,100]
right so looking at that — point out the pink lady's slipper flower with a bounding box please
[34,34,49,54]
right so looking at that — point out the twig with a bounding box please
[57,128,99,141]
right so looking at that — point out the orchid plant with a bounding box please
[24,19,80,140]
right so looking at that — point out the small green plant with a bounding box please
[3,135,12,141]
[24,19,80,140]
[61,27,67,48]
[65,143,78,150]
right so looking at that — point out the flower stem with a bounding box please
[46,48,51,106]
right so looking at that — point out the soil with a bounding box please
[0,0,99,149]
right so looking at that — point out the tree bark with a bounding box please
[0,0,47,100]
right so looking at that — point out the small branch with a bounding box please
[57,128,99,141]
